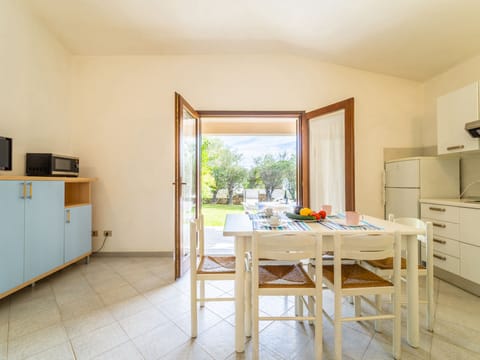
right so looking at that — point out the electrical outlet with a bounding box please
[91,230,98,237]
[103,230,112,237]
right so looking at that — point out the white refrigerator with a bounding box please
[384,157,460,219]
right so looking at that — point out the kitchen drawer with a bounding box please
[422,218,459,240]
[433,252,460,275]
[460,243,480,284]
[459,207,480,246]
[432,236,460,257]
[421,203,459,223]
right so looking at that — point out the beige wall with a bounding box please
[423,54,480,197]
[0,1,426,252]
[0,0,72,175]
[71,55,423,252]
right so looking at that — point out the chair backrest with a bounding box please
[338,232,397,260]
[244,189,259,201]
[252,231,321,262]
[388,214,429,245]
[189,215,205,260]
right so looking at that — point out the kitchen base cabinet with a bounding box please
[433,251,460,275]
[421,199,480,296]
[0,182,25,294]
[460,243,480,284]
[65,205,92,263]
[24,181,65,280]
[0,177,94,300]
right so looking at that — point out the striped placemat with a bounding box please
[249,213,311,231]
[248,213,270,221]
[320,219,383,231]
[253,221,312,231]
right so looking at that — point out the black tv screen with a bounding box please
[0,137,12,171]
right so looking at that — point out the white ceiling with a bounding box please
[25,0,480,81]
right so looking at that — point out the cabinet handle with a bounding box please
[446,145,464,151]
[27,182,32,199]
[21,183,26,199]
[66,210,71,223]
[433,222,446,228]
[433,238,446,244]
[433,254,447,261]
[429,206,446,212]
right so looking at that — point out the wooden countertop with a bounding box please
[0,176,96,183]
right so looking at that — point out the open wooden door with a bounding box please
[301,98,355,212]
[174,93,200,279]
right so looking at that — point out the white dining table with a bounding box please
[223,213,423,353]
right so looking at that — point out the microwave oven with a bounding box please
[26,153,79,177]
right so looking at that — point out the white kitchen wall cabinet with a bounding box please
[437,81,480,155]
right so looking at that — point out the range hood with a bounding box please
[465,120,480,138]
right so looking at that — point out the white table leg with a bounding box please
[235,235,246,353]
[406,234,419,348]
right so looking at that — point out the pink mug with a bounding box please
[322,205,332,216]
[346,211,360,225]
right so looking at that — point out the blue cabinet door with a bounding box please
[0,182,25,293]
[24,181,64,280]
[65,205,92,263]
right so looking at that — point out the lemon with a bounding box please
[299,207,312,216]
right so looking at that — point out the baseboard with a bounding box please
[435,267,480,297]
[92,251,173,258]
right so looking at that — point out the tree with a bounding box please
[254,153,292,201]
[284,154,297,201]
[201,138,224,202]
[245,167,262,189]
[202,138,247,204]
[215,148,247,204]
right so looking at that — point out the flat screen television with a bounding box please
[0,136,12,171]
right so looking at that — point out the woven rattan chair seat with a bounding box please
[197,255,236,274]
[259,263,315,288]
[365,257,426,270]
[323,264,393,288]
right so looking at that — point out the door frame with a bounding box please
[174,93,201,279]
[197,110,305,205]
[174,100,355,279]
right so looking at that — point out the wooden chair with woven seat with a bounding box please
[322,231,402,360]
[190,215,236,338]
[251,231,323,360]
[360,215,434,331]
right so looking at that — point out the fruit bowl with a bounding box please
[285,212,317,221]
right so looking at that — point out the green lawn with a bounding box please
[202,204,244,227]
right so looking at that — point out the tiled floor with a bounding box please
[0,256,479,359]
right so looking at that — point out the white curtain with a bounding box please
[309,110,345,214]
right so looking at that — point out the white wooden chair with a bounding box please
[243,189,259,213]
[361,215,434,331]
[250,231,323,360]
[322,231,402,360]
[190,215,236,338]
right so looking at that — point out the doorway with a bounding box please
[174,95,355,279]
[200,117,299,254]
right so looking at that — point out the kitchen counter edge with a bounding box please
[420,198,480,209]
[0,176,96,182]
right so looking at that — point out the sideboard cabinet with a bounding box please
[0,177,95,299]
